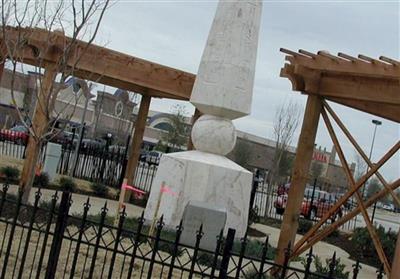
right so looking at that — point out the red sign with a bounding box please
[312,152,328,163]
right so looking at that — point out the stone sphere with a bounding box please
[191,114,236,155]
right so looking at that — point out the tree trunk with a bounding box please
[20,65,57,202]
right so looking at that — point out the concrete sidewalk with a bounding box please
[250,223,383,279]
[6,184,144,218]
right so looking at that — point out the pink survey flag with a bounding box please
[160,184,177,196]
[122,182,146,195]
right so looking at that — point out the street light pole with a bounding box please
[368,119,382,223]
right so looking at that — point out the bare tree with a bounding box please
[310,161,324,180]
[366,177,382,199]
[353,151,368,180]
[270,101,301,186]
[0,0,110,200]
[232,138,252,170]
[353,151,368,195]
[157,104,189,152]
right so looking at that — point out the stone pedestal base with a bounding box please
[144,150,252,238]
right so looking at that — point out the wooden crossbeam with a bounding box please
[293,140,400,255]
[0,26,195,100]
[323,101,400,206]
[281,63,400,122]
[320,108,391,275]
[326,97,400,123]
[293,178,400,257]
[282,49,400,79]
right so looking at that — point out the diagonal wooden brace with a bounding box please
[323,101,400,207]
[293,139,400,264]
[293,178,400,258]
[317,108,390,275]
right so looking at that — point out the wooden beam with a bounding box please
[326,97,400,123]
[0,26,195,100]
[281,64,400,123]
[294,140,400,254]
[284,51,400,79]
[392,231,400,279]
[20,64,58,202]
[120,95,151,203]
[320,108,391,275]
[293,178,400,257]
[323,101,400,206]
[316,75,400,105]
[0,60,4,82]
[71,69,186,100]
[274,95,322,267]
[187,108,202,150]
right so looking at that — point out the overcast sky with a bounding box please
[95,0,399,181]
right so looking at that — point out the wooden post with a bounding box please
[274,95,322,267]
[20,64,57,201]
[0,60,4,82]
[122,95,151,202]
[391,231,400,279]
[187,108,202,150]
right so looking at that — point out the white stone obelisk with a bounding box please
[144,1,262,238]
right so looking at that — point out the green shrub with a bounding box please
[33,172,50,188]
[248,207,260,225]
[351,225,396,267]
[58,177,76,192]
[301,255,349,279]
[232,239,276,260]
[39,199,59,212]
[91,182,108,197]
[0,166,20,183]
[297,219,313,235]
[196,252,221,270]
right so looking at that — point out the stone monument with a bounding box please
[180,201,227,251]
[43,142,62,182]
[144,0,262,238]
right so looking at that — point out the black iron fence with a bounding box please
[0,136,158,190]
[57,143,129,187]
[0,183,384,279]
[0,136,358,232]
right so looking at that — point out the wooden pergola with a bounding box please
[275,48,400,278]
[0,26,196,197]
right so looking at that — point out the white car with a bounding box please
[382,204,394,212]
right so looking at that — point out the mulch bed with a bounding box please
[257,217,379,268]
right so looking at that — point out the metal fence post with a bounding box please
[44,191,71,279]
[0,189,23,279]
[211,229,224,278]
[188,224,204,279]
[280,241,291,279]
[118,135,131,187]
[167,220,183,279]
[303,246,313,279]
[219,228,235,279]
